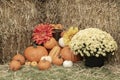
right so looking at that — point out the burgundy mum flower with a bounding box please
[32,24,53,44]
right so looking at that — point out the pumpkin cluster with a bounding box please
[9,23,82,71]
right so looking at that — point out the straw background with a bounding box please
[0,0,119,64]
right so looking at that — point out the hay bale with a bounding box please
[58,0,120,64]
[0,0,43,63]
[0,0,120,64]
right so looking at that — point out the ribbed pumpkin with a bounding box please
[38,59,51,70]
[24,46,48,62]
[43,37,58,49]
[60,46,81,62]
[52,56,63,66]
[9,60,21,71]
[12,53,25,65]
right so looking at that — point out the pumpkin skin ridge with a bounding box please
[24,46,48,62]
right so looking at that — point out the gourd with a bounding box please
[52,56,63,66]
[12,52,25,65]
[31,61,38,67]
[58,37,65,47]
[41,56,52,63]
[24,45,48,62]
[25,61,31,66]
[63,60,73,67]
[49,46,61,59]
[43,37,58,49]
[38,59,51,70]
[60,46,81,62]
[9,60,21,71]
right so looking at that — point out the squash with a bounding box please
[25,61,31,66]
[58,37,65,47]
[52,56,63,66]
[24,45,48,62]
[9,60,21,71]
[60,46,81,62]
[38,59,51,70]
[31,61,38,67]
[63,60,73,67]
[41,56,52,63]
[12,52,25,65]
[43,37,58,49]
[49,46,61,59]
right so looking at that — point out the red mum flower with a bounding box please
[32,24,53,44]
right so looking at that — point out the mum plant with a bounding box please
[69,28,118,57]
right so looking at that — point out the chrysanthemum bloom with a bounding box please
[32,24,53,44]
[63,27,78,45]
[69,28,118,57]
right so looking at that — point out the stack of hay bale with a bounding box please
[0,0,119,64]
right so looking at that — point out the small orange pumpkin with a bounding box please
[9,60,21,71]
[12,53,25,65]
[43,37,58,49]
[38,59,51,70]
[60,46,81,62]
[52,56,63,66]
[24,46,48,62]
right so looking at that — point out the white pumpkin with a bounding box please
[58,37,65,47]
[63,60,73,67]
[40,56,52,63]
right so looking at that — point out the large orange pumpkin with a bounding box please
[60,46,81,62]
[24,46,48,62]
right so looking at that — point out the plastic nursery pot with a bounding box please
[84,56,105,67]
[52,29,63,41]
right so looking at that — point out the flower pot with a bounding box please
[84,56,105,67]
[52,29,63,41]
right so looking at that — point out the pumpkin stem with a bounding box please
[16,50,19,55]
[58,55,62,59]
[33,42,37,48]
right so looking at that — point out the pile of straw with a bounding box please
[0,0,119,64]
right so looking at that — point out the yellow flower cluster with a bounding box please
[69,28,118,57]
[63,27,78,45]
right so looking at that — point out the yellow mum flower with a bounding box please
[63,27,79,45]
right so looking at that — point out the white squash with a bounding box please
[63,60,73,67]
[58,37,65,47]
[40,56,52,63]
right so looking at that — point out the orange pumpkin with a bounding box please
[24,46,48,62]
[38,60,51,70]
[52,56,63,66]
[12,53,25,65]
[60,46,81,62]
[43,37,58,49]
[9,60,21,71]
